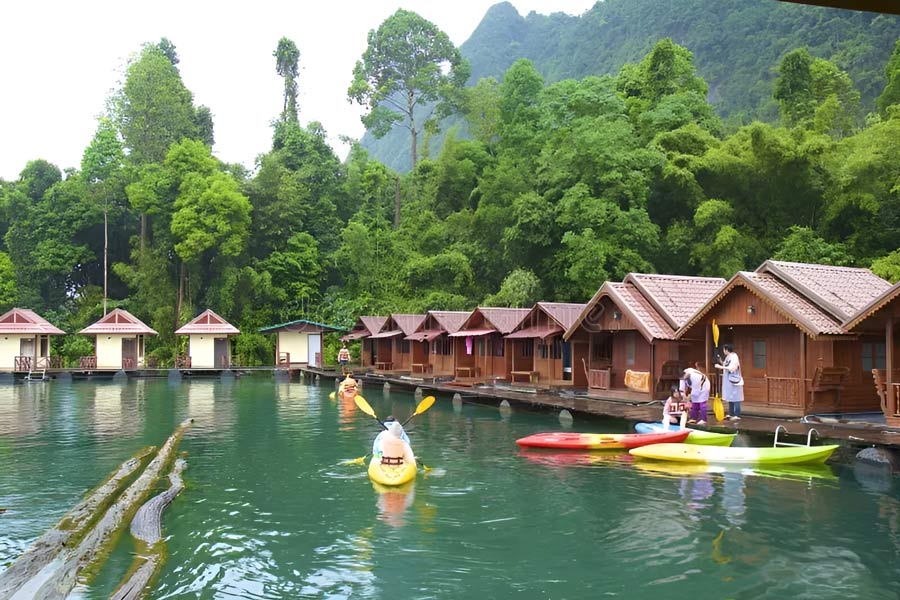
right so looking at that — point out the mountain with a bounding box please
[360,0,900,172]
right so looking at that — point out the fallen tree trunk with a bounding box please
[109,457,187,600]
[0,447,155,600]
[26,419,193,600]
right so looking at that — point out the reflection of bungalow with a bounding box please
[259,319,345,368]
[505,302,586,386]
[405,310,470,377]
[369,314,426,372]
[449,307,530,381]
[341,316,387,368]
[677,260,890,418]
[0,308,65,372]
[175,309,239,369]
[840,281,900,426]
[80,308,158,370]
[565,274,726,402]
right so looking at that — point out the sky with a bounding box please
[0,0,596,181]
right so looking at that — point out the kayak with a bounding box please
[632,460,837,481]
[368,455,417,486]
[634,422,737,446]
[515,429,690,450]
[629,443,839,465]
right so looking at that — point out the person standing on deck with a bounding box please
[682,363,710,425]
[715,344,744,420]
[337,342,351,374]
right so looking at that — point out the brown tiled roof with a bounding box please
[626,273,726,329]
[608,282,676,341]
[370,329,403,339]
[534,302,587,331]
[676,272,844,338]
[468,307,531,334]
[342,316,387,340]
[388,314,426,336]
[427,311,470,334]
[405,330,445,342]
[759,260,891,322]
[80,308,158,336]
[844,280,900,330]
[505,325,564,339]
[175,309,239,335]
[0,308,65,335]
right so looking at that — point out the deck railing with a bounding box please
[764,376,803,407]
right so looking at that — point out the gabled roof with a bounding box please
[758,260,890,323]
[388,314,427,336]
[456,307,531,335]
[405,310,471,342]
[625,273,726,330]
[175,309,239,336]
[843,279,900,331]
[675,271,844,339]
[258,318,346,334]
[341,316,387,341]
[80,308,158,336]
[534,302,587,332]
[0,308,65,335]
[507,302,585,339]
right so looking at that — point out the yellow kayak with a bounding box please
[368,455,417,486]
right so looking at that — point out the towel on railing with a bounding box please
[624,369,650,393]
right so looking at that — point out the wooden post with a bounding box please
[800,331,807,411]
[887,318,894,417]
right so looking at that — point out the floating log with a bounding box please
[0,447,155,600]
[24,419,193,600]
[109,457,188,600]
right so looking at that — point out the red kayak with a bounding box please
[515,430,691,450]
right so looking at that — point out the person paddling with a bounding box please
[378,421,415,466]
[337,375,360,401]
[372,416,411,455]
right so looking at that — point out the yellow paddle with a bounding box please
[712,319,726,422]
[402,396,436,425]
[354,394,386,429]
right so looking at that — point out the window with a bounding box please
[492,335,505,357]
[539,338,563,360]
[752,340,766,369]
[521,341,533,358]
[862,341,886,371]
[592,334,612,362]
[399,340,410,354]
[432,336,452,356]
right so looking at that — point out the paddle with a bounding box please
[347,395,437,466]
[402,395,436,426]
[712,319,726,422]
[354,394,386,429]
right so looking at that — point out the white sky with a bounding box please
[0,0,595,181]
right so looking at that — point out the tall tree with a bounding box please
[274,37,301,123]
[877,37,900,117]
[774,48,815,127]
[348,9,469,170]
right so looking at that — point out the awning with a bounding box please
[369,329,403,339]
[448,328,496,337]
[405,330,444,342]
[341,331,371,341]
[505,325,563,339]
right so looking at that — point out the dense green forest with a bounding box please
[364,0,900,171]
[4,4,900,368]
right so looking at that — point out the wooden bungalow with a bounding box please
[341,316,387,368]
[505,302,586,386]
[259,319,345,368]
[842,280,900,427]
[449,307,531,382]
[0,308,65,372]
[404,310,471,377]
[175,309,239,369]
[79,308,158,370]
[368,314,426,372]
[676,260,891,418]
[564,274,726,402]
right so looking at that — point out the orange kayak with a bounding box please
[515,430,690,450]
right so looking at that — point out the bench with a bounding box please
[456,366,478,378]
[808,366,849,413]
[375,361,393,371]
[411,363,432,374]
[510,370,539,383]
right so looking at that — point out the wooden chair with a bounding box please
[655,360,682,395]
[808,366,849,413]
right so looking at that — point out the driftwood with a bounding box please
[0,447,155,600]
[13,419,193,600]
[109,457,187,600]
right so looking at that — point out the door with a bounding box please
[562,341,572,381]
[214,338,229,368]
[121,338,137,369]
[308,334,322,367]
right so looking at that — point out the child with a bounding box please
[662,385,690,428]
[682,363,710,425]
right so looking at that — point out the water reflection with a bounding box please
[372,481,415,528]
[0,383,49,438]
[91,383,142,438]
[184,380,235,433]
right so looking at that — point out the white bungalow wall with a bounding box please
[96,335,130,369]
[189,335,229,368]
[279,332,311,364]
[0,334,51,371]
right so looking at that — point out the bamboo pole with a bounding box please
[0,447,155,600]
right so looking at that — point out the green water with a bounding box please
[1,376,899,599]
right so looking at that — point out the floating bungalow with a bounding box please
[341,316,387,368]
[505,302,586,386]
[368,314,426,373]
[79,308,158,370]
[676,260,891,418]
[449,307,531,382]
[259,319,345,368]
[838,280,900,427]
[0,308,65,372]
[175,309,239,369]
[564,274,726,402]
[404,310,470,377]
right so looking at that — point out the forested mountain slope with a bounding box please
[362,0,900,172]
